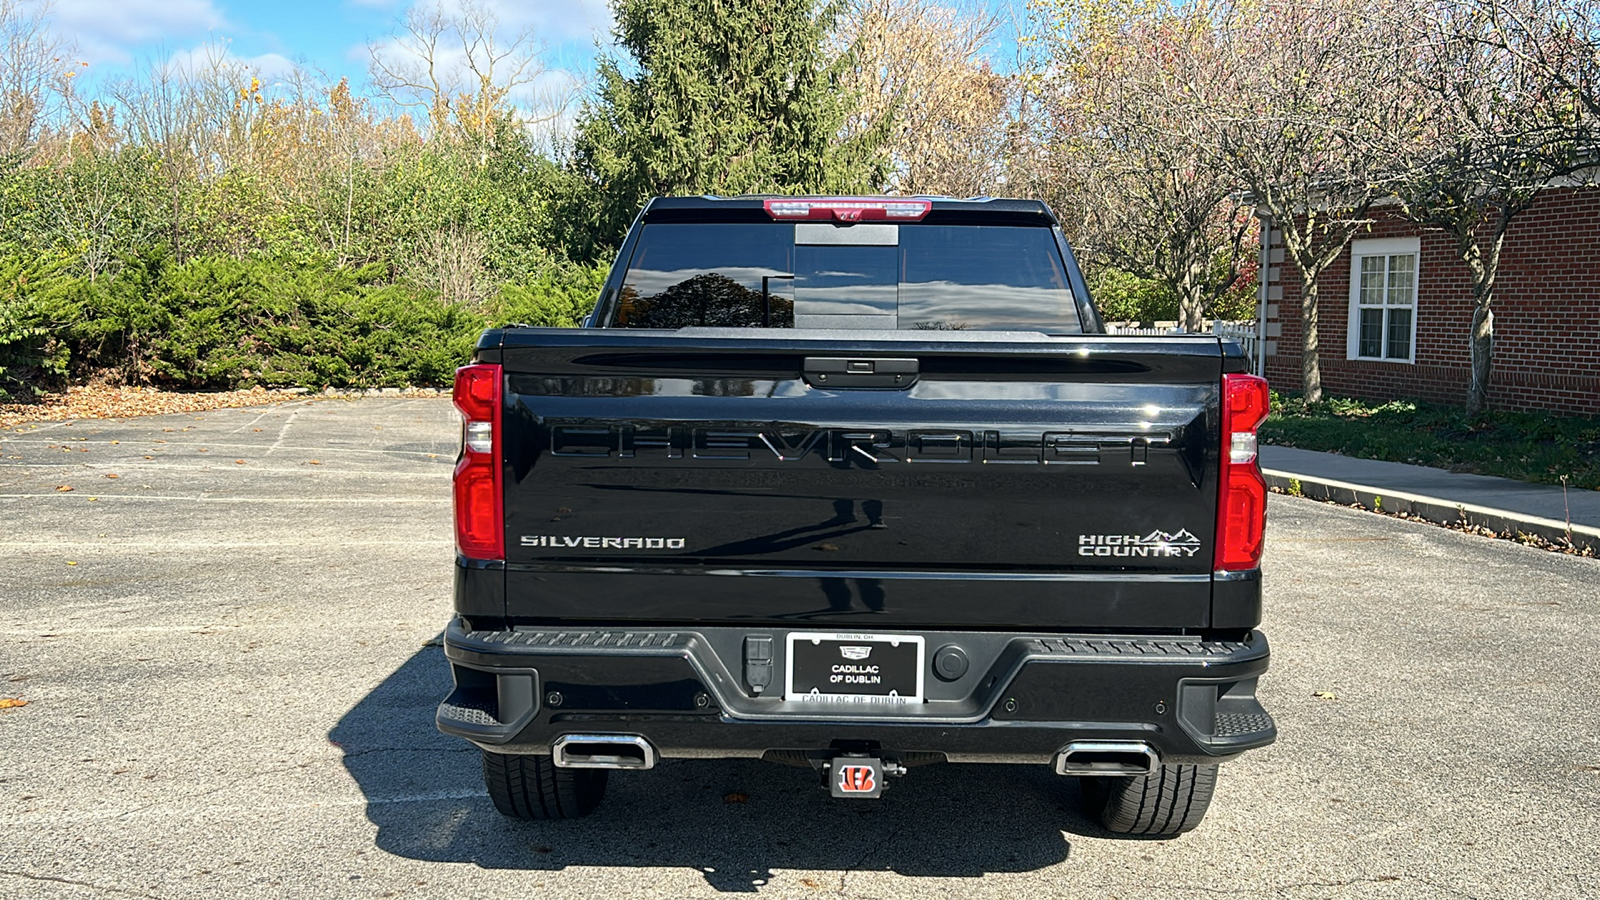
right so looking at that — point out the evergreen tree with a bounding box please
[561,0,887,259]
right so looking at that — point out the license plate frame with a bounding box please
[784,632,925,704]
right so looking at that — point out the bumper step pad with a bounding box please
[1214,711,1275,739]
[467,629,689,650]
[1028,637,1255,659]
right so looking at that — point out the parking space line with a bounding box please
[0,463,446,478]
[228,409,280,434]
[2,788,486,828]
[265,409,298,455]
[0,540,450,549]
[0,494,449,503]
[1,438,443,458]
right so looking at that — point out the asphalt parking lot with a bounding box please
[2,397,1598,899]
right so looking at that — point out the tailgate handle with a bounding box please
[803,357,919,390]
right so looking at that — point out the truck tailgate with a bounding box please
[488,329,1225,630]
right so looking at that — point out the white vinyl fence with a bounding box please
[1104,324,1183,336]
[1105,320,1264,375]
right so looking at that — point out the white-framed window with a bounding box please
[1347,237,1419,363]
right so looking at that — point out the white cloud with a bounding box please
[398,0,610,44]
[163,44,299,81]
[45,0,229,63]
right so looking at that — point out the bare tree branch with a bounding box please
[0,0,76,156]
[367,0,571,141]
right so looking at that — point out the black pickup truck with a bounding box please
[437,196,1275,836]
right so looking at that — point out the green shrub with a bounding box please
[489,263,607,328]
[1085,266,1177,324]
[128,255,490,389]
[0,250,610,398]
[0,256,76,399]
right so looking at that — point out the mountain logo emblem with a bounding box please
[1138,529,1201,545]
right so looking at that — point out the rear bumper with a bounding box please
[436,618,1275,767]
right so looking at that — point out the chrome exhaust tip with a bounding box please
[552,734,659,770]
[1054,741,1160,777]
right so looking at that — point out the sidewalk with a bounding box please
[1259,445,1600,553]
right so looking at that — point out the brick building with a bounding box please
[1254,186,1600,416]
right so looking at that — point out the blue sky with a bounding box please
[39,0,613,93]
[39,0,1027,108]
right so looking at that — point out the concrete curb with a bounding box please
[1262,469,1600,554]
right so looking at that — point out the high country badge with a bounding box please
[1077,529,1202,558]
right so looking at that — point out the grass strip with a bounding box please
[1262,394,1600,490]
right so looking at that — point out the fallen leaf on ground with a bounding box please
[1312,691,1339,701]
[66,561,77,566]
[234,459,245,465]
[0,384,432,431]
[104,473,119,479]
[143,455,153,459]
[55,485,73,492]
[723,791,749,804]
[0,698,26,709]
[800,878,820,889]
[307,460,321,465]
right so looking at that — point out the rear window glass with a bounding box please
[610,222,1081,333]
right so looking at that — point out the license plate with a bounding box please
[785,632,924,704]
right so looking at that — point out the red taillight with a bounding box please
[1215,373,1270,571]
[763,197,931,223]
[453,364,503,560]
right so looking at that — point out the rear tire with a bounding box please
[1080,764,1217,836]
[482,750,608,820]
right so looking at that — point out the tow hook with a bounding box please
[822,754,905,799]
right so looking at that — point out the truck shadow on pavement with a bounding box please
[333,646,1087,892]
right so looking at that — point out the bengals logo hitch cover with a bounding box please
[830,758,884,798]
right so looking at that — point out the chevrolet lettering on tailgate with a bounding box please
[547,423,1173,467]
